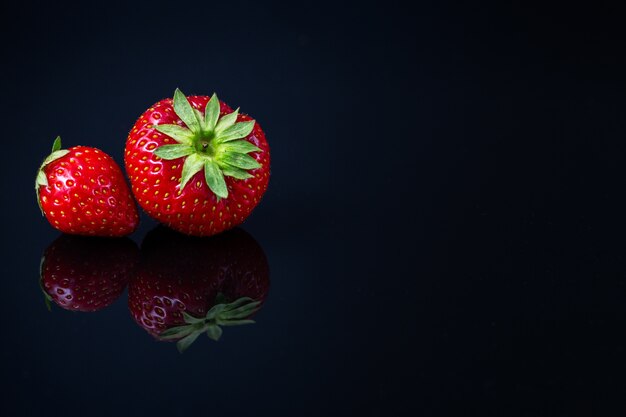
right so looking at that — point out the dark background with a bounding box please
[2,1,626,415]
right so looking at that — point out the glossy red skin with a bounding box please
[128,227,270,338]
[39,146,139,237]
[41,234,138,312]
[124,95,270,236]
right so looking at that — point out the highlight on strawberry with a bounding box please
[40,234,139,312]
[124,89,270,237]
[129,226,270,352]
[36,137,139,237]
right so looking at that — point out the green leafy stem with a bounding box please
[35,137,70,214]
[153,89,261,199]
[159,296,262,353]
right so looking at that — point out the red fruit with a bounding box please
[40,234,139,312]
[128,226,270,352]
[124,89,270,236]
[36,137,139,237]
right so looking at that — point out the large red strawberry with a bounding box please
[128,226,270,352]
[36,137,139,236]
[40,234,139,312]
[124,89,270,236]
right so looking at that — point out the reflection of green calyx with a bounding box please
[154,89,260,199]
[38,255,52,311]
[159,296,262,353]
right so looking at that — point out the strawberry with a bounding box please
[128,226,270,352]
[124,89,270,236]
[36,137,139,237]
[40,234,139,312]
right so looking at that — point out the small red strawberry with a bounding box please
[36,137,139,236]
[124,89,270,236]
[128,226,270,352]
[40,234,139,312]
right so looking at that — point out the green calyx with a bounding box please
[153,89,260,199]
[35,136,70,215]
[158,296,262,353]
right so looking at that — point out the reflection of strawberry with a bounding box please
[40,234,138,312]
[128,226,270,352]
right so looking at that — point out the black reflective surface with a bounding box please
[3,1,626,416]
